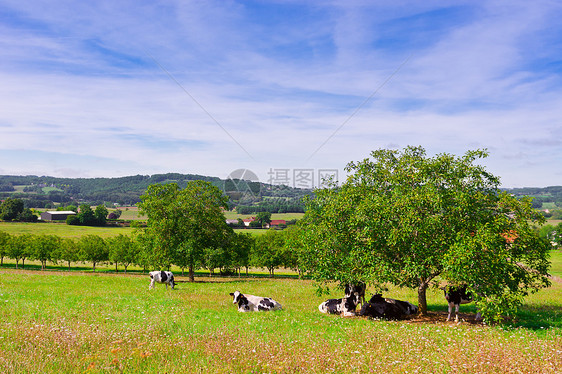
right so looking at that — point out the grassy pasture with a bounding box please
[0,269,561,373]
[0,222,135,239]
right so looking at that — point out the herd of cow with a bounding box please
[148,271,479,321]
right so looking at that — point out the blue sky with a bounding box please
[1,0,561,187]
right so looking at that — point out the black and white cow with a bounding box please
[359,294,418,320]
[345,282,367,308]
[442,285,481,322]
[318,293,361,317]
[230,291,282,312]
[149,270,175,290]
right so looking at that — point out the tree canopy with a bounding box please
[138,180,230,281]
[299,146,551,322]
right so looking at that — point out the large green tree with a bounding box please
[299,146,551,322]
[138,180,230,281]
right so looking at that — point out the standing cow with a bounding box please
[149,271,175,290]
[442,285,481,321]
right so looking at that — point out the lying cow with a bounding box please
[359,294,418,320]
[442,285,481,322]
[230,291,282,312]
[149,270,175,290]
[345,282,367,308]
[318,293,361,317]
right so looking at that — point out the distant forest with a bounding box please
[0,174,559,214]
[506,186,562,209]
[0,173,312,213]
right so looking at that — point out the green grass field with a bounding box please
[0,222,135,239]
[0,258,561,373]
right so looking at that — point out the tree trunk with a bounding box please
[67,261,71,270]
[418,281,429,315]
[188,265,195,282]
[115,263,118,272]
[93,262,96,272]
[124,266,128,273]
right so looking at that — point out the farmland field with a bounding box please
[0,222,135,239]
[1,258,561,373]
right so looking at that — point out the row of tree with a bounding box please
[0,228,298,276]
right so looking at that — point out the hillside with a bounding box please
[0,173,312,213]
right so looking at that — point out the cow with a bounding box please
[318,293,361,317]
[442,285,482,322]
[345,282,367,308]
[359,294,418,320]
[149,270,175,290]
[229,291,282,312]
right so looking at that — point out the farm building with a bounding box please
[40,211,76,221]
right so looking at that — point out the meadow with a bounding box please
[1,253,561,373]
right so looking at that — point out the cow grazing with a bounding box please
[318,293,360,317]
[149,271,175,290]
[230,291,282,312]
[345,282,367,308]
[442,285,481,322]
[359,294,418,320]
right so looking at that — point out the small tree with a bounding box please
[108,234,136,273]
[252,229,285,277]
[7,234,32,269]
[57,238,80,270]
[94,205,109,226]
[230,232,253,276]
[32,234,60,270]
[0,230,10,265]
[256,211,272,228]
[79,235,108,272]
[0,198,24,221]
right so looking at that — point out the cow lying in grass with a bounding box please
[318,293,361,317]
[359,294,418,320]
[230,291,282,312]
[442,285,482,322]
[149,271,175,290]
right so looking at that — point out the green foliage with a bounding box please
[252,230,286,276]
[78,234,108,272]
[108,234,136,272]
[298,146,552,322]
[6,234,32,268]
[0,230,11,264]
[256,211,272,227]
[138,181,230,281]
[31,234,60,270]
[56,238,80,269]
[0,198,24,221]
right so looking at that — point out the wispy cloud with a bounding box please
[0,0,561,187]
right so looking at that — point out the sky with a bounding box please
[1,0,561,188]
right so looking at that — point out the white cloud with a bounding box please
[0,0,561,187]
